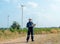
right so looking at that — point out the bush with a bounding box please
[11,21,20,29]
[10,28,15,32]
[50,29,58,33]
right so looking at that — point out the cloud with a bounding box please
[50,4,60,11]
[27,2,38,8]
[17,1,39,11]
[54,0,60,2]
[47,0,60,11]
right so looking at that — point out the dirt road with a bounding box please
[0,34,60,44]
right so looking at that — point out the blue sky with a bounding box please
[0,0,60,28]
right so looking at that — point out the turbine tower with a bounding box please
[7,15,9,28]
[21,4,24,29]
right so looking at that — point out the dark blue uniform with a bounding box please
[26,21,34,42]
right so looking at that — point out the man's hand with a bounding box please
[32,24,36,27]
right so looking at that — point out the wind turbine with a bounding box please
[20,3,25,29]
[7,15,9,28]
[21,4,24,29]
[18,2,25,29]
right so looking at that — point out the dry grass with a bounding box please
[0,33,60,44]
[41,31,46,34]
[51,29,58,33]
[0,30,25,41]
[0,28,60,43]
[28,34,60,44]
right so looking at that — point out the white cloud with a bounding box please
[50,4,60,11]
[54,0,60,2]
[17,1,39,10]
[27,2,38,8]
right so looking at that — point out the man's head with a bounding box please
[29,18,32,22]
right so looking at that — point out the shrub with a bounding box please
[10,28,15,32]
[11,21,20,29]
[50,29,58,33]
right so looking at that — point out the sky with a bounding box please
[0,0,60,28]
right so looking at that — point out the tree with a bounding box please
[11,21,20,29]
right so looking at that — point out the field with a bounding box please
[22,27,60,34]
[0,34,60,44]
[0,27,60,44]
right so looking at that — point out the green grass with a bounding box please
[21,27,60,34]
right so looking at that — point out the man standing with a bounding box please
[26,19,35,42]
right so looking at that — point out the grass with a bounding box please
[30,34,60,44]
[0,27,60,41]
[0,29,25,41]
